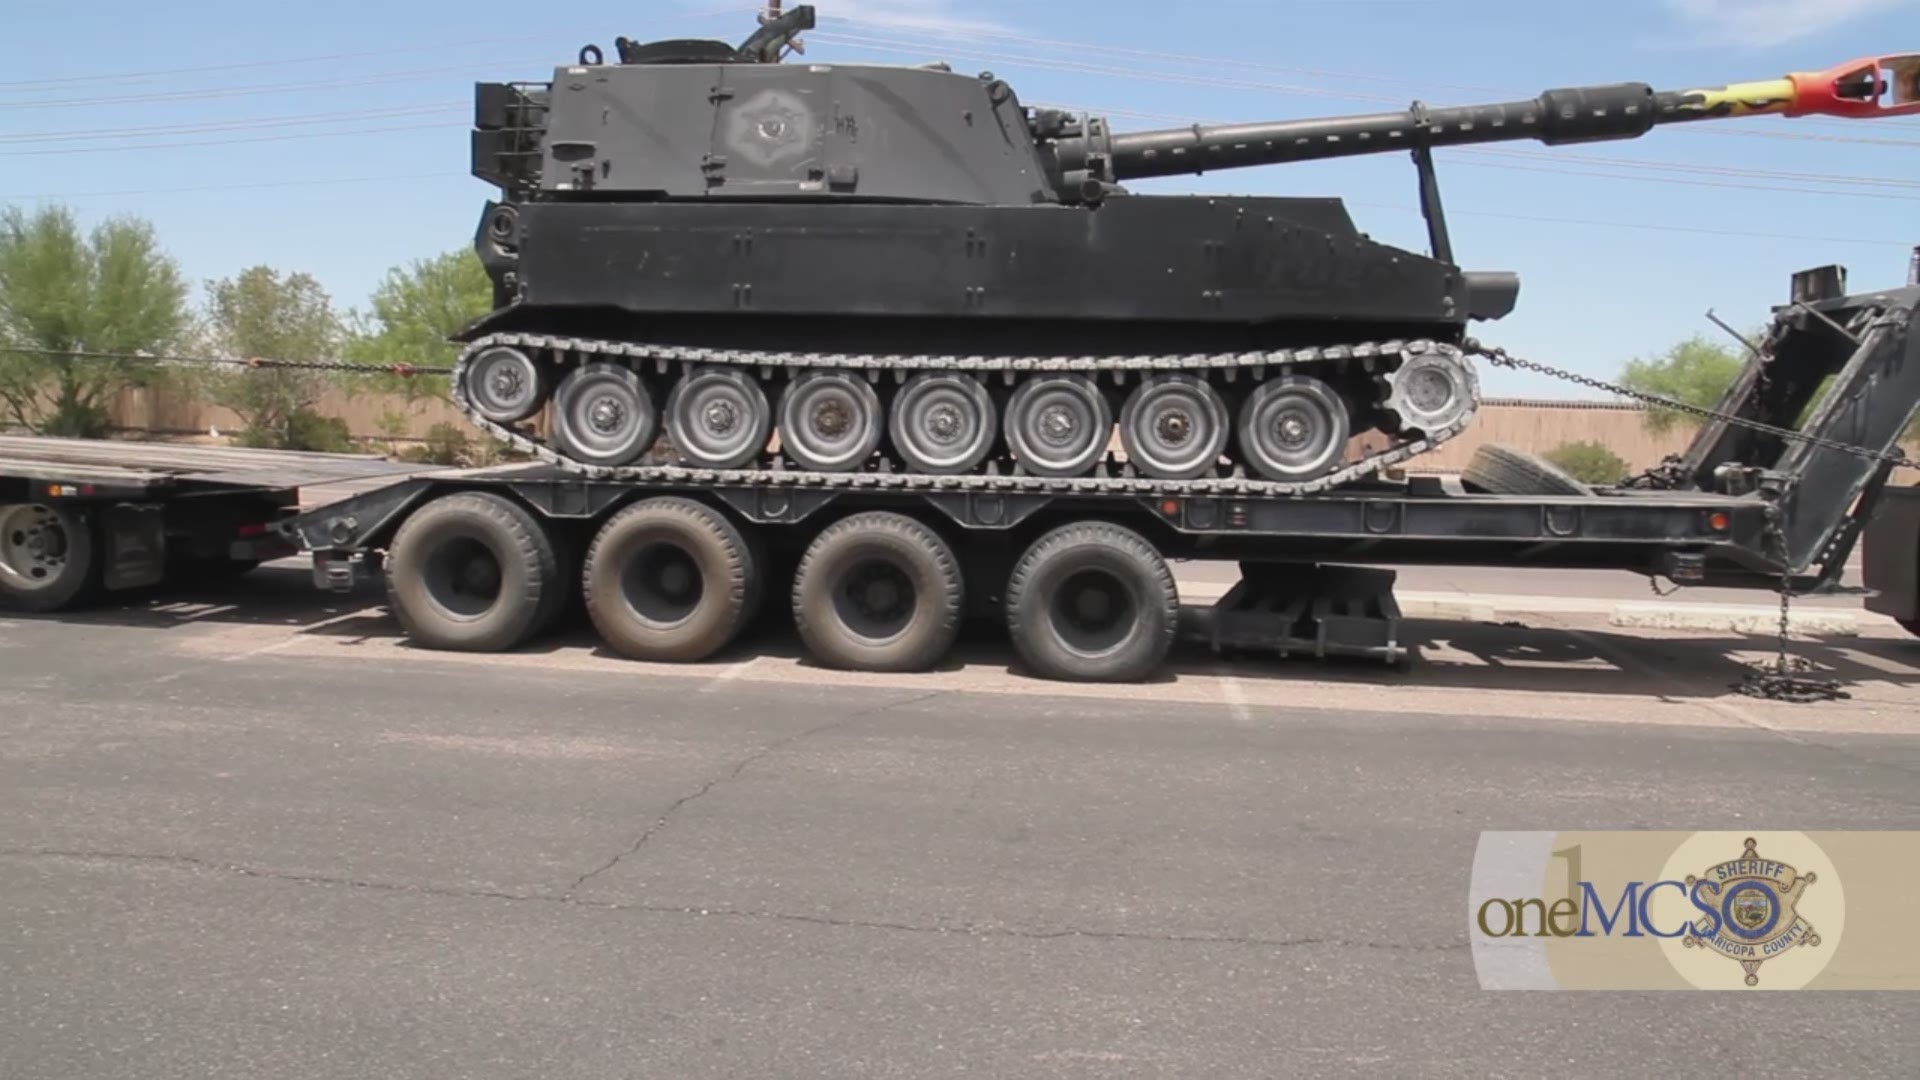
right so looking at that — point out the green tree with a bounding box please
[1617,335,1745,434]
[199,266,352,451]
[342,248,493,406]
[1543,440,1628,485]
[0,204,188,436]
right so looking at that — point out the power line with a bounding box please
[1445,157,1920,201]
[0,171,468,201]
[0,122,457,158]
[1345,199,1913,248]
[0,4,760,89]
[0,103,464,144]
[1460,146,1920,190]
[0,61,523,109]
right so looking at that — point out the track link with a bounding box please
[450,332,1480,497]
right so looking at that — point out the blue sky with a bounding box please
[3,0,1915,396]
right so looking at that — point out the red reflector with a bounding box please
[1161,499,1180,516]
[236,522,270,537]
[80,484,96,496]
[1709,512,1731,532]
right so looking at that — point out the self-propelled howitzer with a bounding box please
[455,4,1919,488]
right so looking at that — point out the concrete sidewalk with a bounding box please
[1172,578,1872,636]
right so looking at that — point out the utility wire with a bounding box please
[0,171,468,201]
[0,4,760,88]
[0,103,465,144]
[0,122,459,157]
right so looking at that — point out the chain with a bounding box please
[1461,338,1872,704]
[1732,502,1848,703]
[1463,338,1917,472]
[2,346,451,377]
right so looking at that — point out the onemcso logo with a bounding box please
[1475,836,1822,987]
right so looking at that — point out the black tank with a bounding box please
[449,3,1916,489]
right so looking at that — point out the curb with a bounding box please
[1174,581,1862,636]
[1608,601,1857,637]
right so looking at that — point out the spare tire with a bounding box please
[1462,443,1594,497]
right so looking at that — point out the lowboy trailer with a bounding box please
[5,265,1916,682]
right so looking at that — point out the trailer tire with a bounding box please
[1462,443,1594,497]
[584,497,757,662]
[385,492,561,652]
[792,512,963,672]
[0,503,99,613]
[1005,521,1178,682]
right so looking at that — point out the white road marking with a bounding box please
[698,657,761,693]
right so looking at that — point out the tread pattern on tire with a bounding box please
[582,495,755,662]
[1004,521,1179,683]
[385,492,560,652]
[791,511,963,673]
[1461,442,1594,497]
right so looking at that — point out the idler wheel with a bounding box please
[1237,375,1351,482]
[888,372,997,475]
[666,366,773,470]
[1005,375,1111,478]
[1118,374,1230,480]
[465,345,548,425]
[777,370,883,472]
[551,362,658,467]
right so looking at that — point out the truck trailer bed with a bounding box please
[0,435,420,497]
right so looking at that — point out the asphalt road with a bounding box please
[4,572,1919,1078]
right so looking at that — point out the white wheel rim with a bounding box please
[0,504,71,593]
[667,367,772,469]
[889,374,996,474]
[1120,375,1228,479]
[1239,378,1348,480]
[1006,376,1110,478]
[467,346,544,424]
[554,365,657,466]
[779,371,881,472]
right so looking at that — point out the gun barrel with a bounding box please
[1076,53,1920,183]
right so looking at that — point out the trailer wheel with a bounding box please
[385,492,562,652]
[1462,443,1594,496]
[0,503,99,612]
[792,512,963,672]
[583,497,757,662]
[1005,521,1177,682]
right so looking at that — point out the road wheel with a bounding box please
[1462,443,1594,496]
[1005,521,1177,682]
[792,512,963,672]
[0,503,99,613]
[385,492,561,652]
[583,497,757,662]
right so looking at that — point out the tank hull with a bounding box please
[471,195,1481,345]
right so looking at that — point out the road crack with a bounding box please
[561,689,949,898]
[0,846,1458,952]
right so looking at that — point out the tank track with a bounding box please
[450,332,1480,497]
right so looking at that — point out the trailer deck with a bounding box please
[0,435,420,499]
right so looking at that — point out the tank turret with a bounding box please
[451,6,1917,490]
